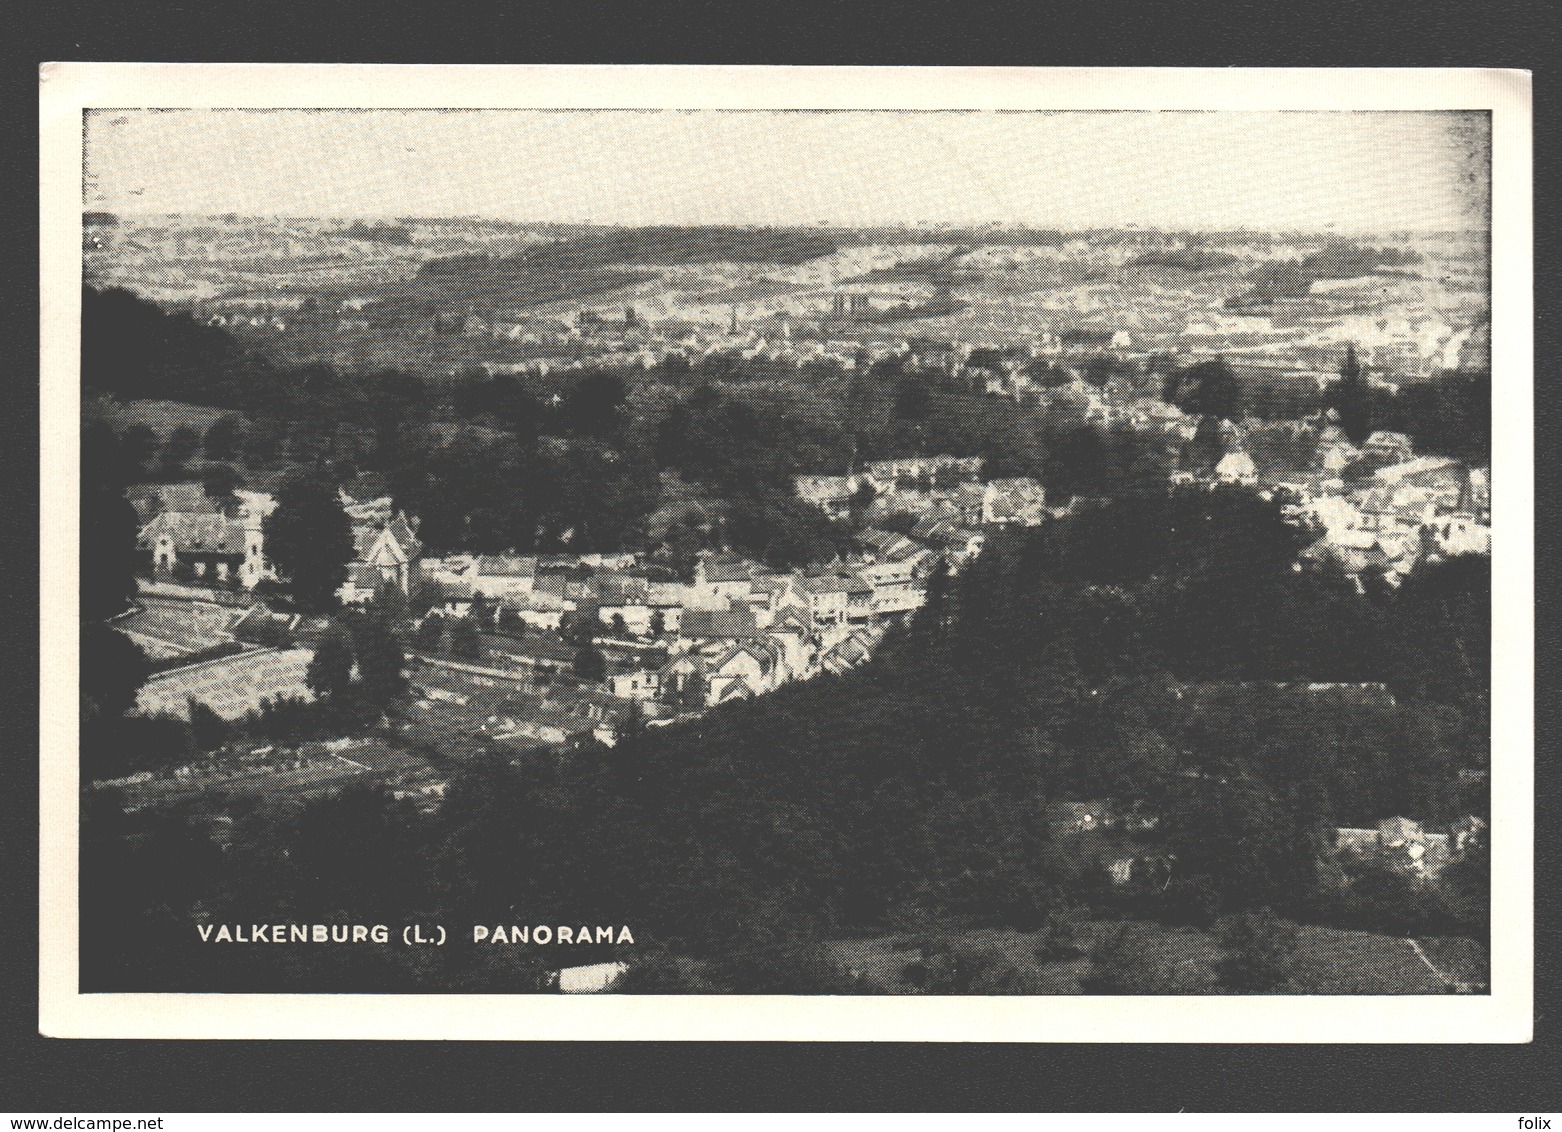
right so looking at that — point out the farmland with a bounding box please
[108,399,235,438]
[115,597,246,658]
[134,647,315,720]
[108,736,436,809]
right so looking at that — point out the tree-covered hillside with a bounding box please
[81,487,1488,992]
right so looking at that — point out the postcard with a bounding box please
[39,64,1531,1040]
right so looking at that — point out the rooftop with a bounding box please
[138,511,247,555]
[475,554,538,578]
[680,607,761,639]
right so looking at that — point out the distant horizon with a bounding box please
[83,109,1490,234]
[85,211,1486,239]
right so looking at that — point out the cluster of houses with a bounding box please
[1173,422,1491,586]
[416,541,930,714]
[1329,815,1486,883]
[125,465,980,728]
[413,667,640,751]
[131,481,427,603]
[124,406,1486,748]
[460,297,1146,384]
[473,314,926,380]
[793,455,1050,565]
[394,453,1049,719]
[1045,796,1485,892]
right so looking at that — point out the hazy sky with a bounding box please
[84,109,1490,231]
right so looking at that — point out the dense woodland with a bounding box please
[79,285,1490,992]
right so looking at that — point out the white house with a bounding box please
[472,555,537,599]
[1215,450,1258,485]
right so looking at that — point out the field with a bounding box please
[135,647,315,720]
[400,645,617,756]
[1415,936,1491,988]
[826,920,1479,995]
[116,597,245,657]
[401,659,542,754]
[111,399,235,438]
[112,736,436,808]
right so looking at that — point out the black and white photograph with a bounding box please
[39,65,1532,1041]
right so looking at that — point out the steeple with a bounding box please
[1341,342,1361,382]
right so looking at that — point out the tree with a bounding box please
[725,491,847,570]
[706,939,878,994]
[187,699,230,752]
[1081,353,1133,389]
[562,371,627,441]
[1438,839,1489,939]
[967,347,1005,373]
[1384,553,1489,722]
[407,578,444,618]
[893,372,935,421]
[1079,923,1208,994]
[901,939,1004,994]
[849,479,878,525]
[369,580,410,623]
[306,622,356,700]
[448,616,482,660]
[202,415,245,461]
[1183,415,1229,475]
[81,483,143,622]
[574,644,607,684]
[1171,357,1244,421]
[80,622,149,725]
[263,468,354,612]
[920,559,953,628]
[468,593,494,628]
[1026,359,1073,388]
[234,612,293,649]
[1033,906,1089,964]
[161,425,201,472]
[1214,908,1300,992]
[201,463,243,510]
[414,612,446,653]
[668,667,706,712]
[119,424,160,479]
[557,610,587,647]
[245,418,286,464]
[1160,776,1315,916]
[608,952,708,993]
[349,608,407,714]
[648,610,666,640]
[1327,344,1374,445]
[610,613,629,638]
[1043,425,1112,501]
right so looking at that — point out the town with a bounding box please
[114,314,1489,771]
[118,452,1019,792]
[80,209,1492,997]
